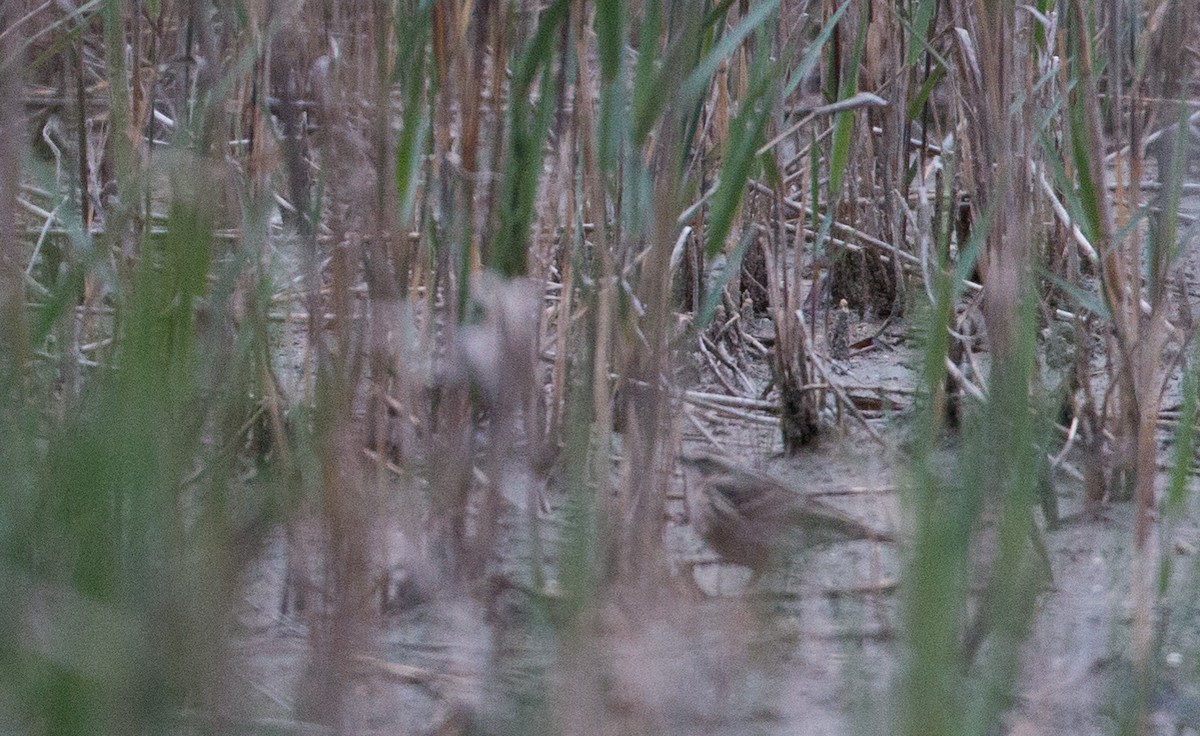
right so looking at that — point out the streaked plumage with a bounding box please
[681,453,895,573]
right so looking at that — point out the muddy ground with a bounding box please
[234,312,1200,736]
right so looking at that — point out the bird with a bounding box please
[681,453,896,575]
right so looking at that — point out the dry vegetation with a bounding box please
[2,0,1200,734]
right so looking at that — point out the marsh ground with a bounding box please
[233,313,1200,736]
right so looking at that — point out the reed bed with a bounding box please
[1,1,1198,734]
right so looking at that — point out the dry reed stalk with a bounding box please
[0,3,28,384]
[573,15,618,547]
[761,186,818,450]
[1107,6,1198,727]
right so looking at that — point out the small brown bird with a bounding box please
[681,454,895,574]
